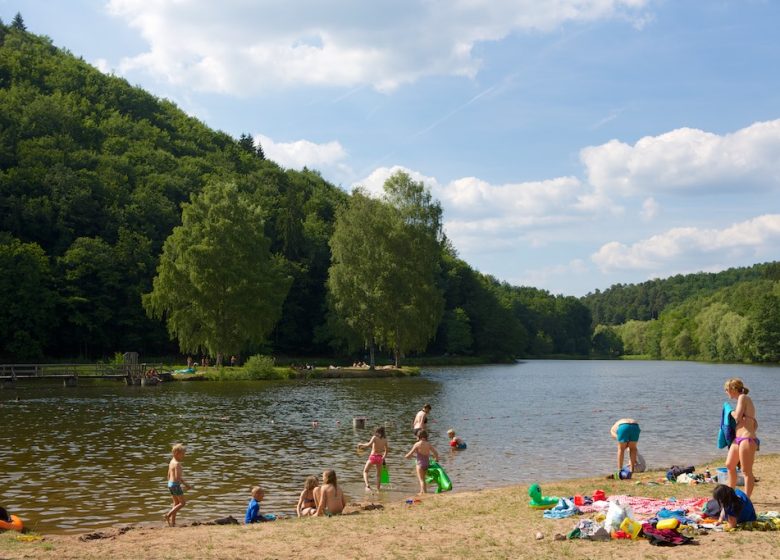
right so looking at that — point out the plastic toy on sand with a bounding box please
[425,461,452,493]
[0,514,23,532]
[528,483,559,509]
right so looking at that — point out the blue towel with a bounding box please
[543,498,581,519]
[718,402,737,449]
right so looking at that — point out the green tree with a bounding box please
[143,181,291,362]
[592,324,623,357]
[0,235,55,358]
[442,307,473,354]
[11,12,26,32]
[328,172,445,367]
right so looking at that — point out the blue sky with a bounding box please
[5,0,780,296]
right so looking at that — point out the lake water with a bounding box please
[1,360,777,533]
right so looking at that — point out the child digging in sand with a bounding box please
[404,430,439,494]
[357,426,388,490]
[164,443,192,526]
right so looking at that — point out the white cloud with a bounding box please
[581,120,780,197]
[640,197,659,221]
[256,134,350,175]
[591,214,780,272]
[513,259,589,290]
[355,166,597,254]
[105,0,651,93]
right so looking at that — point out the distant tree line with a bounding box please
[586,264,780,363]
[0,22,594,363]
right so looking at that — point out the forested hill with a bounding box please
[582,262,779,325]
[0,20,594,362]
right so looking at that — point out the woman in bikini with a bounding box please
[724,378,759,498]
[357,426,388,491]
[412,404,431,437]
[296,475,319,517]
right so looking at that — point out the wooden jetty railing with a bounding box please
[0,363,157,387]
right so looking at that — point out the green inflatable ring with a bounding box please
[527,483,559,509]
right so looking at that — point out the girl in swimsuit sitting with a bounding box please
[357,426,389,491]
[724,378,759,498]
[404,430,439,494]
[314,470,346,516]
[296,475,319,517]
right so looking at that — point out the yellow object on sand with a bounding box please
[656,518,679,530]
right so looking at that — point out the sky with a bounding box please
[4,0,780,296]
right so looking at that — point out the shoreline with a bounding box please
[4,454,779,559]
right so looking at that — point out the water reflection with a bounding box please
[1,360,777,533]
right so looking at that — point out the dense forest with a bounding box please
[0,19,593,363]
[2,18,777,365]
[586,263,780,363]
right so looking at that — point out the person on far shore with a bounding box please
[404,430,439,494]
[297,475,319,517]
[357,426,389,491]
[245,486,271,524]
[724,378,759,497]
[164,443,192,527]
[714,484,756,528]
[610,418,640,475]
[412,404,431,437]
[314,470,346,516]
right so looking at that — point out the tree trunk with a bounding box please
[369,339,376,370]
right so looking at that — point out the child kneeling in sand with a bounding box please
[314,470,346,516]
[714,484,756,528]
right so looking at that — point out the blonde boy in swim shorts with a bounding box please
[164,443,192,526]
[610,418,640,474]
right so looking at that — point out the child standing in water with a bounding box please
[314,470,346,516]
[404,430,439,494]
[164,443,192,526]
[357,426,389,490]
[610,418,640,475]
[296,476,319,517]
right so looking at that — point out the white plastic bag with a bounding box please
[604,500,632,532]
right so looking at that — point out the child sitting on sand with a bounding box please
[447,428,466,450]
[610,418,640,475]
[245,486,272,523]
[164,443,192,527]
[297,476,319,517]
[357,426,389,490]
[714,484,756,528]
[314,470,346,516]
[404,430,439,494]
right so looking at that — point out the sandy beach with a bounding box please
[2,454,779,559]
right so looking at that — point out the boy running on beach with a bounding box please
[357,426,389,491]
[164,443,192,526]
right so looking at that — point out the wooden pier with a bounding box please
[0,362,159,388]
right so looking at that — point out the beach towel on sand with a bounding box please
[578,496,707,516]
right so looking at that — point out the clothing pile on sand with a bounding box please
[539,490,780,546]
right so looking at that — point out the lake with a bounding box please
[1,360,777,533]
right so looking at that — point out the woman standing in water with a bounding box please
[724,378,759,498]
